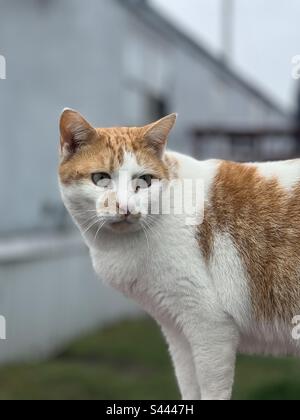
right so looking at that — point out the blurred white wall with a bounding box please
[0,232,139,363]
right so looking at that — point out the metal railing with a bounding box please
[193,125,300,162]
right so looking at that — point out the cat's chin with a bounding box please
[105,220,142,234]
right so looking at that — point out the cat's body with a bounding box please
[59,110,300,400]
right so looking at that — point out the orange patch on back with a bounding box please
[198,161,300,321]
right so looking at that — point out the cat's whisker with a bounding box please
[93,221,106,244]
[81,218,101,236]
[142,217,162,242]
[142,216,163,247]
[141,223,151,255]
[80,215,99,229]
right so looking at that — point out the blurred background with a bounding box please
[0,0,300,400]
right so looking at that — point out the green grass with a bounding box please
[0,317,299,400]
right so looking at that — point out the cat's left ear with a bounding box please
[144,114,177,158]
[59,108,96,160]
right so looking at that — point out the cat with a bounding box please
[59,108,300,400]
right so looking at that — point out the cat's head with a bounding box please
[58,109,177,239]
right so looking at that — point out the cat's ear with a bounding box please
[59,109,96,160]
[144,113,177,157]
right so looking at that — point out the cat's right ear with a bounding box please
[59,109,96,160]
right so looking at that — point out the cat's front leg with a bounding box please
[161,325,201,400]
[183,317,239,401]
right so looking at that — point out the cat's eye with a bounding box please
[134,175,154,192]
[92,172,112,188]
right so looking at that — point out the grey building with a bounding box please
[0,0,289,363]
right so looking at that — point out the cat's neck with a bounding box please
[88,213,190,251]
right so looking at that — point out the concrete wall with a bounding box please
[0,232,139,363]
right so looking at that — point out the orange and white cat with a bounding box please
[59,109,300,400]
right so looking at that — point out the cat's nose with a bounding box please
[116,201,131,217]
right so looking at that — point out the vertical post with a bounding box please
[221,0,234,63]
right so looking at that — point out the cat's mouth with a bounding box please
[107,216,142,233]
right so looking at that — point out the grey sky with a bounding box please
[151,0,300,112]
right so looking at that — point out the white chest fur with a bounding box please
[89,216,216,324]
